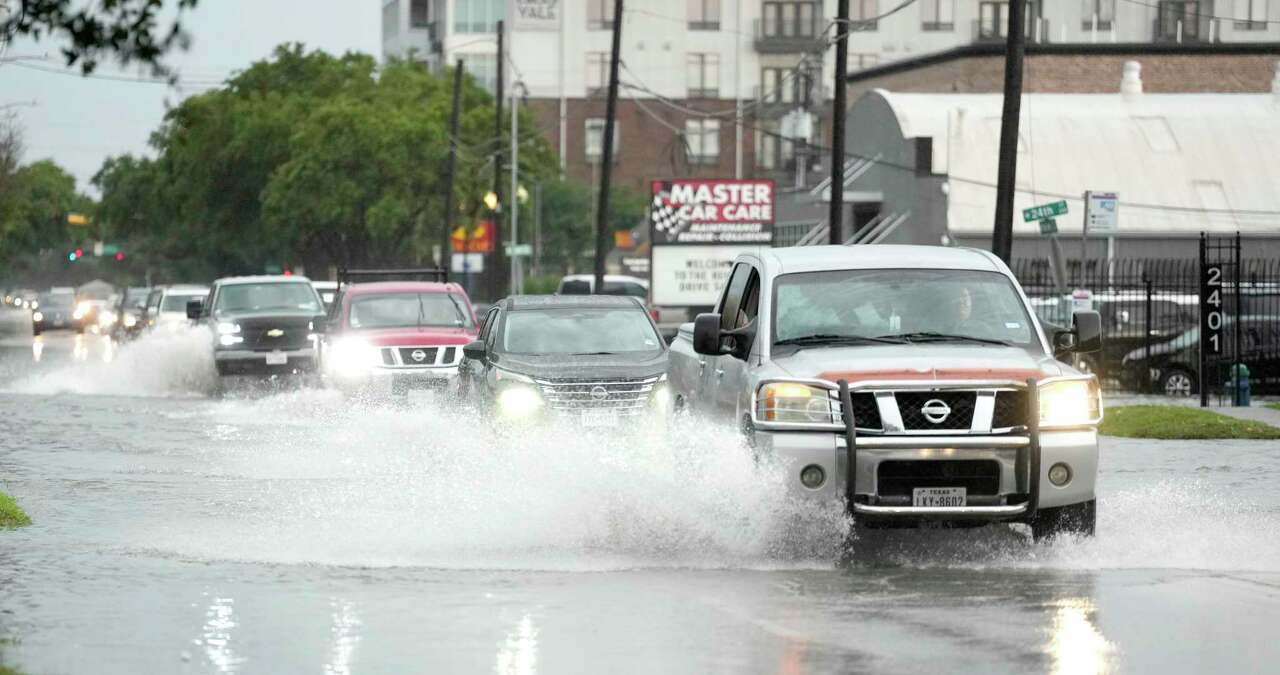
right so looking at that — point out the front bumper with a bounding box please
[215,347,317,375]
[330,365,460,394]
[754,429,1097,523]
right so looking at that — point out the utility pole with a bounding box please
[491,19,505,302]
[442,59,463,280]
[991,0,1027,264]
[593,0,624,293]
[510,81,521,294]
[827,0,850,245]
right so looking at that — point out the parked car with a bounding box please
[188,275,326,377]
[145,285,210,333]
[458,295,669,428]
[31,292,76,335]
[668,245,1103,541]
[1120,315,1280,396]
[319,269,478,396]
[311,280,339,312]
[109,286,152,341]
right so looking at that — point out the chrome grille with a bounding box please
[379,345,463,368]
[895,391,976,431]
[534,375,659,415]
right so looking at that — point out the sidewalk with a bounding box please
[1210,403,1280,428]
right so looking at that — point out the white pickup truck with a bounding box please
[668,245,1104,540]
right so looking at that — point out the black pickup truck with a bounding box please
[188,275,327,377]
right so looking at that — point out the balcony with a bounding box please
[754,17,825,54]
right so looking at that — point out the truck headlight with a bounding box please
[1038,377,1102,428]
[328,338,378,376]
[757,382,838,424]
[651,374,671,411]
[123,313,138,328]
[32,311,43,322]
[99,310,117,327]
[216,322,241,335]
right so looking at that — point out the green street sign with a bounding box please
[1039,218,1058,236]
[504,243,533,257]
[1023,200,1068,223]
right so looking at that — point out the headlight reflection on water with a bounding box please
[1047,599,1114,675]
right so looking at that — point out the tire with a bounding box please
[1032,499,1096,542]
[1160,367,1196,397]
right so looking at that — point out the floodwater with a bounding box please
[1,310,1279,674]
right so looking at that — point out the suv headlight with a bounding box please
[650,373,671,411]
[1038,377,1102,428]
[756,382,839,424]
[216,322,241,335]
[494,369,542,419]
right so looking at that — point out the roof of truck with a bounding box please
[758,245,1005,275]
[505,294,644,310]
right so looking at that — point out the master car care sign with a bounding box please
[649,179,774,307]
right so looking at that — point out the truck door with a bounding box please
[715,266,761,422]
[701,263,751,419]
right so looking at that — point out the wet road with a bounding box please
[2,312,1279,674]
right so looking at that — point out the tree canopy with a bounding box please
[0,0,199,75]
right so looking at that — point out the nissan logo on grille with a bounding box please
[411,349,427,362]
[921,399,952,424]
[590,385,609,401]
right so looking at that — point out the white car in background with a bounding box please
[311,280,338,312]
[145,285,210,333]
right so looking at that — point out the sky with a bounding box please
[0,0,381,195]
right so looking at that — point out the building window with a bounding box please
[1234,0,1268,29]
[688,0,721,30]
[454,0,503,33]
[383,2,400,39]
[586,52,609,96]
[585,118,620,164]
[460,53,497,93]
[588,0,616,30]
[921,0,954,31]
[852,0,880,30]
[761,66,813,104]
[1155,1,1206,41]
[756,127,793,171]
[761,2,819,37]
[1080,0,1115,30]
[410,0,431,27]
[851,53,880,70]
[686,53,720,98]
[685,119,720,164]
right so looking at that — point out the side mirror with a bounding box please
[692,313,723,356]
[462,340,487,361]
[1071,310,1103,354]
[186,299,203,319]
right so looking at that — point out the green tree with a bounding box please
[1,0,199,75]
[0,158,93,270]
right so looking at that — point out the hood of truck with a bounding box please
[343,326,477,348]
[494,350,668,381]
[771,344,1063,384]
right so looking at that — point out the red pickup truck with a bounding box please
[320,269,480,396]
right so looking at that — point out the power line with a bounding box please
[9,60,224,88]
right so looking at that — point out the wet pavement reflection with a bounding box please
[1,312,1278,673]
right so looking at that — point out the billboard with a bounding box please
[649,179,774,245]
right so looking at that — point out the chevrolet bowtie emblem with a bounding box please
[266,328,284,337]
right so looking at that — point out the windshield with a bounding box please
[161,293,205,312]
[38,294,74,309]
[773,269,1042,352]
[348,293,474,330]
[122,288,150,309]
[214,282,320,313]
[502,307,662,355]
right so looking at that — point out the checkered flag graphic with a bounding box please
[650,183,690,239]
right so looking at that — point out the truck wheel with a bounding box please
[1032,499,1096,542]
[1160,368,1196,397]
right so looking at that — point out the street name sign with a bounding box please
[1023,200,1068,223]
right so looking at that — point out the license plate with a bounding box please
[912,487,966,508]
[580,409,618,428]
[265,351,287,365]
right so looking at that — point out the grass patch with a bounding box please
[1266,402,1280,413]
[0,491,30,528]
[1101,405,1280,440]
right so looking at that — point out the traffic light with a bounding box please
[68,251,77,261]
[114,251,125,261]
[75,248,83,258]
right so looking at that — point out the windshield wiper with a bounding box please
[416,294,425,331]
[570,351,618,355]
[881,332,1014,347]
[775,334,908,347]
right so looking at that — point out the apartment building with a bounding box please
[381,1,1280,191]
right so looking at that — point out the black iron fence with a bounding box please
[1010,249,1280,399]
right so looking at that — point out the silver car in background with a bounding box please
[668,245,1104,541]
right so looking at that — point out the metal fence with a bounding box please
[1010,252,1280,398]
